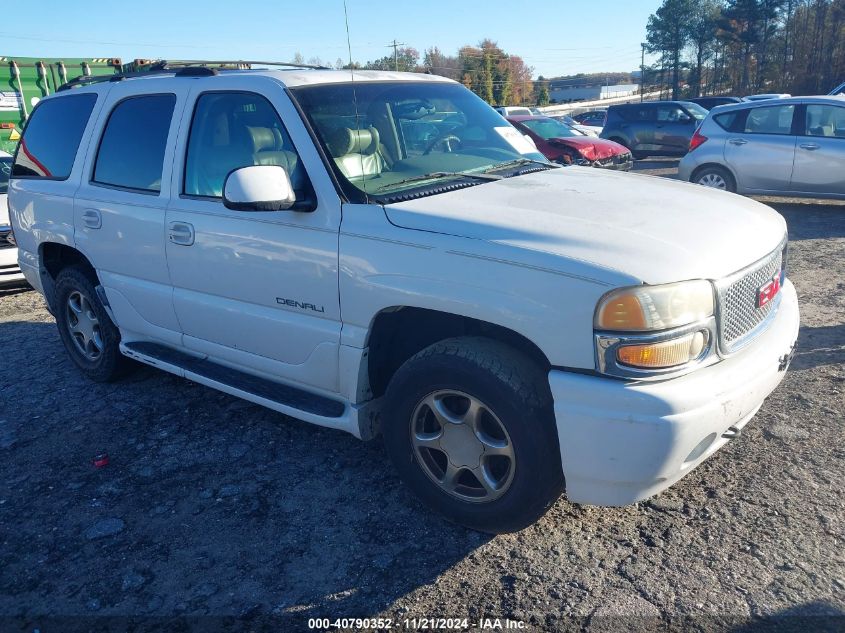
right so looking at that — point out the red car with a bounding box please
[506,115,632,170]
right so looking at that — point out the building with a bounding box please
[548,82,639,104]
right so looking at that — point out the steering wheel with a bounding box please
[424,133,463,155]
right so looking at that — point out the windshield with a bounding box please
[682,102,709,120]
[0,157,11,194]
[290,81,548,201]
[520,117,580,139]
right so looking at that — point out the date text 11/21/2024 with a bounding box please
[307,617,526,629]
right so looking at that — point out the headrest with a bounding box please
[247,126,277,153]
[327,126,380,157]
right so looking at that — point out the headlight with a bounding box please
[594,280,714,332]
[594,280,717,378]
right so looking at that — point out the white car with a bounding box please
[553,114,602,137]
[8,66,799,533]
[0,150,26,287]
[743,93,791,102]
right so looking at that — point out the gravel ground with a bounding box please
[0,163,843,632]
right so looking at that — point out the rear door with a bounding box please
[723,103,797,193]
[789,102,845,196]
[613,105,655,151]
[73,78,187,346]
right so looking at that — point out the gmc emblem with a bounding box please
[756,274,782,308]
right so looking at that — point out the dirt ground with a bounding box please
[0,162,843,632]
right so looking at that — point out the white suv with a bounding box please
[8,65,799,532]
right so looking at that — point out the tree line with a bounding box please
[294,40,539,106]
[647,0,845,99]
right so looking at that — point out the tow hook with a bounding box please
[778,343,796,372]
[722,426,742,440]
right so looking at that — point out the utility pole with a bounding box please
[641,43,646,102]
[387,39,405,71]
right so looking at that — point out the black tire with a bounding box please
[382,337,564,533]
[54,266,131,382]
[693,165,737,193]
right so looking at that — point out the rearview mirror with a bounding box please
[223,165,295,211]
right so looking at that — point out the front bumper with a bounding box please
[549,279,799,506]
[0,245,26,287]
[591,155,633,171]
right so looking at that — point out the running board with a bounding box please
[122,341,346,418]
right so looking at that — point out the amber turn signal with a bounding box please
[617,331,708,369]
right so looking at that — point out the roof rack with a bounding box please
[137,59,331,71]
[57,58,329,92]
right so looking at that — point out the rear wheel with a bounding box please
[382,337,564,533]
[54,266,131,382]
[694,165,736,193]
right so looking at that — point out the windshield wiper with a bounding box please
[483,158,557,174]
[374,170,502,192]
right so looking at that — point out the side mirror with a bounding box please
[223,165,295,211]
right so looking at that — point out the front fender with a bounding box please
[339,203,624,369]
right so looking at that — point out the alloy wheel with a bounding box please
[66,290,104,361]
[410,390,516,503]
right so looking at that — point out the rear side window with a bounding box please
[713,110,747,132]
[93,94,176,192]
[12,93,97,179]
[743,105,795,135]
[616,106,655,122]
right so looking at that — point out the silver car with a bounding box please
[679,96,845,198]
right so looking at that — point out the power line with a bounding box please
[386,39,405,71]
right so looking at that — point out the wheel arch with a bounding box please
[38,242,98,313]
[690,162,738,190]
[362,306,552,402]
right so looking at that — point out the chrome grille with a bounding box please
[715,241,785,353]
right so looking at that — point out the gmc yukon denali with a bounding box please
[7,65,799,533]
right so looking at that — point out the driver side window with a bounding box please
[183,92,308,198]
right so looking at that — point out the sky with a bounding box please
[1,0,663,78]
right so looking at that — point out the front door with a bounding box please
[74,79,186,345]
[165,80,342,393]
[723,103,798,193]
[790,103,845,196]
[653,104,695,154]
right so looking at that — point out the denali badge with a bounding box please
[756,274,782,308]
[276,297,325,313]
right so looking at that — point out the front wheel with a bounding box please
[383,337,564,533]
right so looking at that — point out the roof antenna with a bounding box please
[342,0,368,198]
[342,0,354,81]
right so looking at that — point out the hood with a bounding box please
[384,168,786,285]
[549,136,626,161]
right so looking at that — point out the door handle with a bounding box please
[81,208,102,229]
[729,138,748,146]
[799,143,820,151]
[168,221,195,246]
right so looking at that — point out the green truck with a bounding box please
[1,57,122,154]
